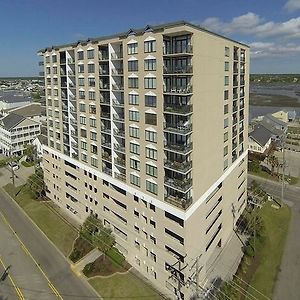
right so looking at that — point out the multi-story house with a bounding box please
[38,21,249,299]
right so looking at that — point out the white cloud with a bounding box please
[201,13,300,39]
[249,41,300,58]
[284,0,300,12]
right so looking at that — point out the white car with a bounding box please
[8,162,19,171]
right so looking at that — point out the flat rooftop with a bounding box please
[0,90,32,104]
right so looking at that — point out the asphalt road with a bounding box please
[248,174,300,300]
[0,189,100,300]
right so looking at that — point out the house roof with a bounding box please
[36,134,48,145]
[0,113,25,130]
[249,125,272,147]
[263,114,287,127]
[5,103,41,117]
[38,20,249,54]
[0,90,32,104]
[258,120,284,137]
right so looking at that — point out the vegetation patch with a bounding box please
[21,160,35,167]
[69,236,94,263]
[89,272,163,300]
[3,183,77,256]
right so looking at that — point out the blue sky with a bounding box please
[0,0,300,76]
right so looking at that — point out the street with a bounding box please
[0,188,100,300]
[248,174,300,300]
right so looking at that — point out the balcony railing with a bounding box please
[164,160,192,173]
[101,142,111,148]
[112,84,124,91]
[100,83,110,90]
[164,104,192,114]
[115,173,126,182]
[115,157,126,167]
[164,142,193,154]
[164,195,193,210]
[101,112,111,119]
[111,68,124,75]
[164,123,192,135]
[103,167,112,176]
[113,129,125,137]
[100,96,110,104]
[163,65,193,74]
[163,45,193,55]
[113,114,124,122]
[112,99,124,107]
[101,127,111,134]
[233,81,239,87]
[164,85,192,94]
[102,153,112,162]
[114,144,125,153]
[111,52,123,60]
[99,52,109,60]
[164,177,192,192]
[233,106,238,113]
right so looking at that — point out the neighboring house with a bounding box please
[0,113,41,156]
[0,90,31,110]
[272,109,297,123]
[249,125,272,155]
[32,135,48,158]
[2,103,42,123]
[263,114,287,132]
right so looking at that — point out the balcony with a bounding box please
[233,81,239,87]
[164,104,192,115]
[233,106,238,113]
[103,167,112,176]
[163,45,193,55]
[113,114,124,122]
[164,123,192,135]
[101,112,111,119]
[101,126,111,134]
[112,99,124,107]
[102,153,112,162]
[114,144,125,153]
[115,173,126,182]
[165,177,192,192]
[100,83,110,90]
[164,195,192,210]
[111,52,123,60]
[164,85,192,95]
[101,141,111,149]
[113,129,125,137]
[163,65,193,74]
[164,142,192,154]
[112,84,124,91]
[111,68,124,75]
[164,160,192,174]
[115,157,126,168]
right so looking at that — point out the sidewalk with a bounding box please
[72,248,102,275]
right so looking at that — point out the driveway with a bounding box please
[248,174,300,300]
[0,164,34,187]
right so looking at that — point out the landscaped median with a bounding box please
[3,183,77,256]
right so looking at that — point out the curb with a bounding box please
[0,187,102,299]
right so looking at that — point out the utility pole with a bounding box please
[281,132,286,203]
[188,254,203,299]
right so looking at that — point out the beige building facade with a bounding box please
[39,21,249,299]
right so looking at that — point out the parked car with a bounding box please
[8,162,19,171]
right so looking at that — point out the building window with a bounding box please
[144,40,156,53]
[224,90,229,100]
[224,145,228,156]
[89,105,96,114]
[88,91,96,100]
[90,118,96,128]
[128,43,138,54]
[146,164,157,177]
[79,103,86,112]
[91,157,98,168]
[52,55,57,63]
[224,118,229,129]
[144,59,156,71]
[146,147,157,160]
[130,174,140,187]
[145,113,157,125]
[224,104,228,114]
[130,142,140,154]
[90,132,97,141]
[145,130,157,143]
[224,159,228,170]
[224,132,228,142]
[87,49,94,59]
[79,91,85,99]
[146,180,158,195]
[78,64,84,73]
[225,62,229,71]
[130,158,140,171]
[81,129,87,138]
[129,111,139,122]
[78,51,84,60]
[128,60,138,72]
[91,145,98,154]
[88,77,95,87]
[224,76,229,86]
[144,78,156,89]
[225,46,230,57]
[81,153,87,162]
[145,95,156,107]
[80,116,86,125]
[129,126,139,138]
[79,78,85,86]
[129,94,139,105]
[88,64,95,73]
[81,141,87,150]
[128,78,138,88]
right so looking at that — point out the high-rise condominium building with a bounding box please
[38,21,249,299]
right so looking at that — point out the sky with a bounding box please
[0,0,300,76]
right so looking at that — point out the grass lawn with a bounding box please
[249,170,299,186]
[89,272,164,300]
[69,236,94,263]
[3,183,77,256]
[21,160,35,167]
[248,201,291,298]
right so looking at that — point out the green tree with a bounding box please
[95,226,115,255]
[24,144,36,162]
[80,215,102,242]
[267,155,279,176]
